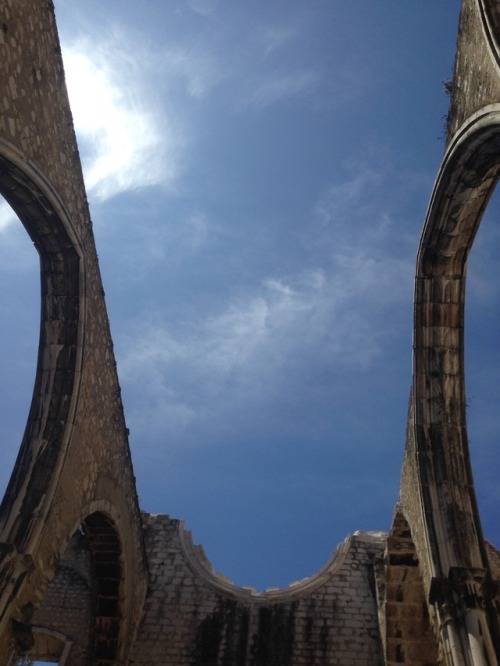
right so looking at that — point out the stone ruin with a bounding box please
[0,0,500,663]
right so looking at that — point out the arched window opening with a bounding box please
[0,195,39,503]
[14,513,123,665]
[464,183,500,549]
[83,513,123,663]
[18,530,92,665]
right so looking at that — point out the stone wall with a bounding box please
[0,0,147,660]
[129,514,385,666]
[1,0,500,663]
[446,0,500,140]
[380,513,439,666]
[31,531,92,664]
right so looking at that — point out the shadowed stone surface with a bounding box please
[0,0,499,664]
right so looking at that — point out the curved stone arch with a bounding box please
[29,626,73,664]
[0,138,86,551]
[412,106,500,581]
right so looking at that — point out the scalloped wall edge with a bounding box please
[172,517,387,601]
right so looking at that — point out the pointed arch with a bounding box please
[0,139,85,549]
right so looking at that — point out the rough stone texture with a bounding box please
[129,515,384,666]
[0,0,147,663]
[446,0,500,140]
[397,0,500,660]
[0,0,500,664]
[30,530,93,664]
[380,513,439,666]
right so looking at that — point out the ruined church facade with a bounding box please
[0,0,499,664]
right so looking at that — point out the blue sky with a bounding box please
[1,0,498,592]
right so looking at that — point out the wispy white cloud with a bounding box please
[139,209,209,262]
[116,162,415,444]
[118,274,331,439]
[258,25,299,59]
[61,37,181,201]
[242,70,320,110]
[315,168,382,226]
[56,7,372,214]
[99,206,210,283]
[186,0,221,17]
[154,29,310,108]
[156,46,224,100]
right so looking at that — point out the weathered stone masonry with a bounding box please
[0,0,500,664]
[129,515,384,666]
[0,0,147,662]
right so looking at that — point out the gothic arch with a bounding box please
[0,3,147,660]
[82,512,124,664]
[79,501,135,664]
[401,106,500,663]
[413,106,500,578]
[0,139,85,550]
[11,510,125,665]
